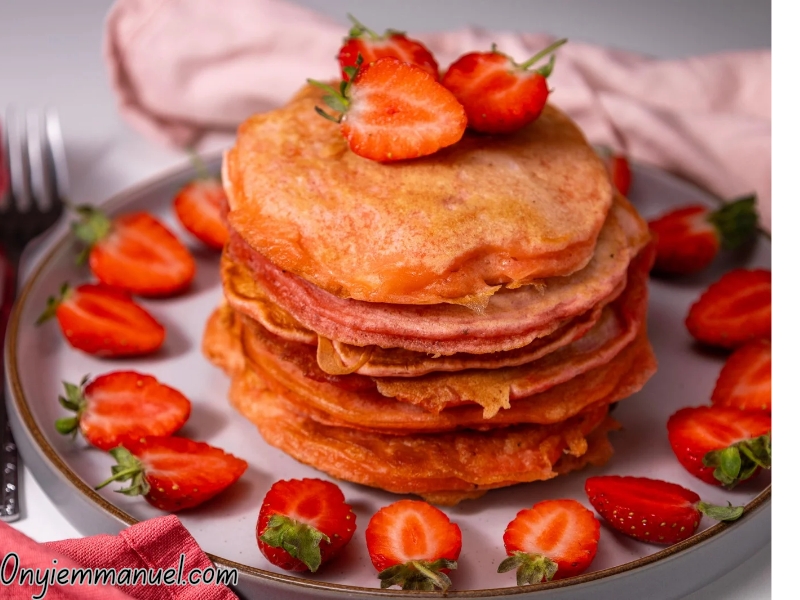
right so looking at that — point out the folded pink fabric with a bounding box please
[0,517,237,599]
[104,0,771,228]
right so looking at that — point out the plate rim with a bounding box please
[4,156,772,598]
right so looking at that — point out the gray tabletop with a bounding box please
[0,1,770,599]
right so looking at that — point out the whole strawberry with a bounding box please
[585,476,743,545]
[71,206,195,297]
[365,499,461,591]
[441,39,567,134]
[256,478,356,572]
[338,15,439,81]
[648,195,758,275]
[667,406,771,487]
[95,436,247,512]
[685,268,771,349]
[310,57,466,162]
[55,371,191,451]
[499,499,599,585]
[37,283,165,357]
[712,339,771,413]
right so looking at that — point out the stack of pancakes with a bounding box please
[203,85,657,505]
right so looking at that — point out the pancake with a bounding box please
[223,83,613,307]
[207,305,654,434]
[223,361,618,505]
[222,194,649,356]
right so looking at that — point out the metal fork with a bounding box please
[1,108,68,522]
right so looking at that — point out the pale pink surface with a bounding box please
[103,0,771,229]
[0,516,237,599]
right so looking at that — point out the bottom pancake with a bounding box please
[204,307,621,504]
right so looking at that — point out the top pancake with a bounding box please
[224,84,614,306]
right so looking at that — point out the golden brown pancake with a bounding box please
[222,195,648,356]
[223,84,613,306]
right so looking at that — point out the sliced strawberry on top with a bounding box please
[499,499,599,585]
[685,268,771,348]
[585,476,744,545]
[71,206,195,297]
[648,195,759,275]
[338,15,439,81]
[365,499,462,591]
[712,339,771,413]
[441,39,567,134]
[37,283,165,357]
[311,57,467,162]
[256,478,356,572]
[95,436,247,512]
[174,178,229,250]
[54,371,191,451]
[667,406,771,488]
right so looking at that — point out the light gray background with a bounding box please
[1,1,770,599]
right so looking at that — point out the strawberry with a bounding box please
[36,283,165,357]
[338,15,439,81]
[498,499,599,585]
[70,206,195,297]
[54,371,191,451]
[585,476,744,545]
[365,499,462,591]
[311,57,466,162]
[685,268,771,349]
[712,339,771,413]
[648,195,759,275]
[95,436,247,512]
[667,406,771,488]
[441,39,567,134]
[596,146,632,196]
[173,179,229,250]
[256,478,356,573]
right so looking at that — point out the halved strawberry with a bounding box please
[667,406,771,488]
[338,15,438,81]
[585,476,743,545]
[648,196,759,275]
[37,283,165,357]
[712,339,771,413]
[595,146,632,196]
[498,499,599,585]
[54,371,191,451]
[365,499,462,591]
[174,178,229,250]
[256,478,356,572]
[441,39,567,134]
[71,206,195,297]
[685,268,771,348]
[311,57,467,162]
[95,436,247,512]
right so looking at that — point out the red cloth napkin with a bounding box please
[0,517,238,599]
[103,0,771,230]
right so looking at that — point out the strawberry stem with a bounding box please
[346,14,380,40]
[36,282,71,325]
[94,447,150,496]
[517,38,568,73]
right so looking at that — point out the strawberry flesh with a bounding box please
[256,478,356,572]
[685,268,771,348]
[500,499,599,584]
[365,499,461,591]
[340,57,467,162]
[667,406,771,486]
[649,206,719,274]
[712,339,771,413]
[39,283,165,357]
[174,179,229,250]
[585,476,743,545]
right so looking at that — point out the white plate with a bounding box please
[5,159,770,599]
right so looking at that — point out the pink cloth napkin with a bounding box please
[0,517,237,599]
[103,0,771,229]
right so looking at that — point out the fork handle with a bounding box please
[0,244,20,522]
